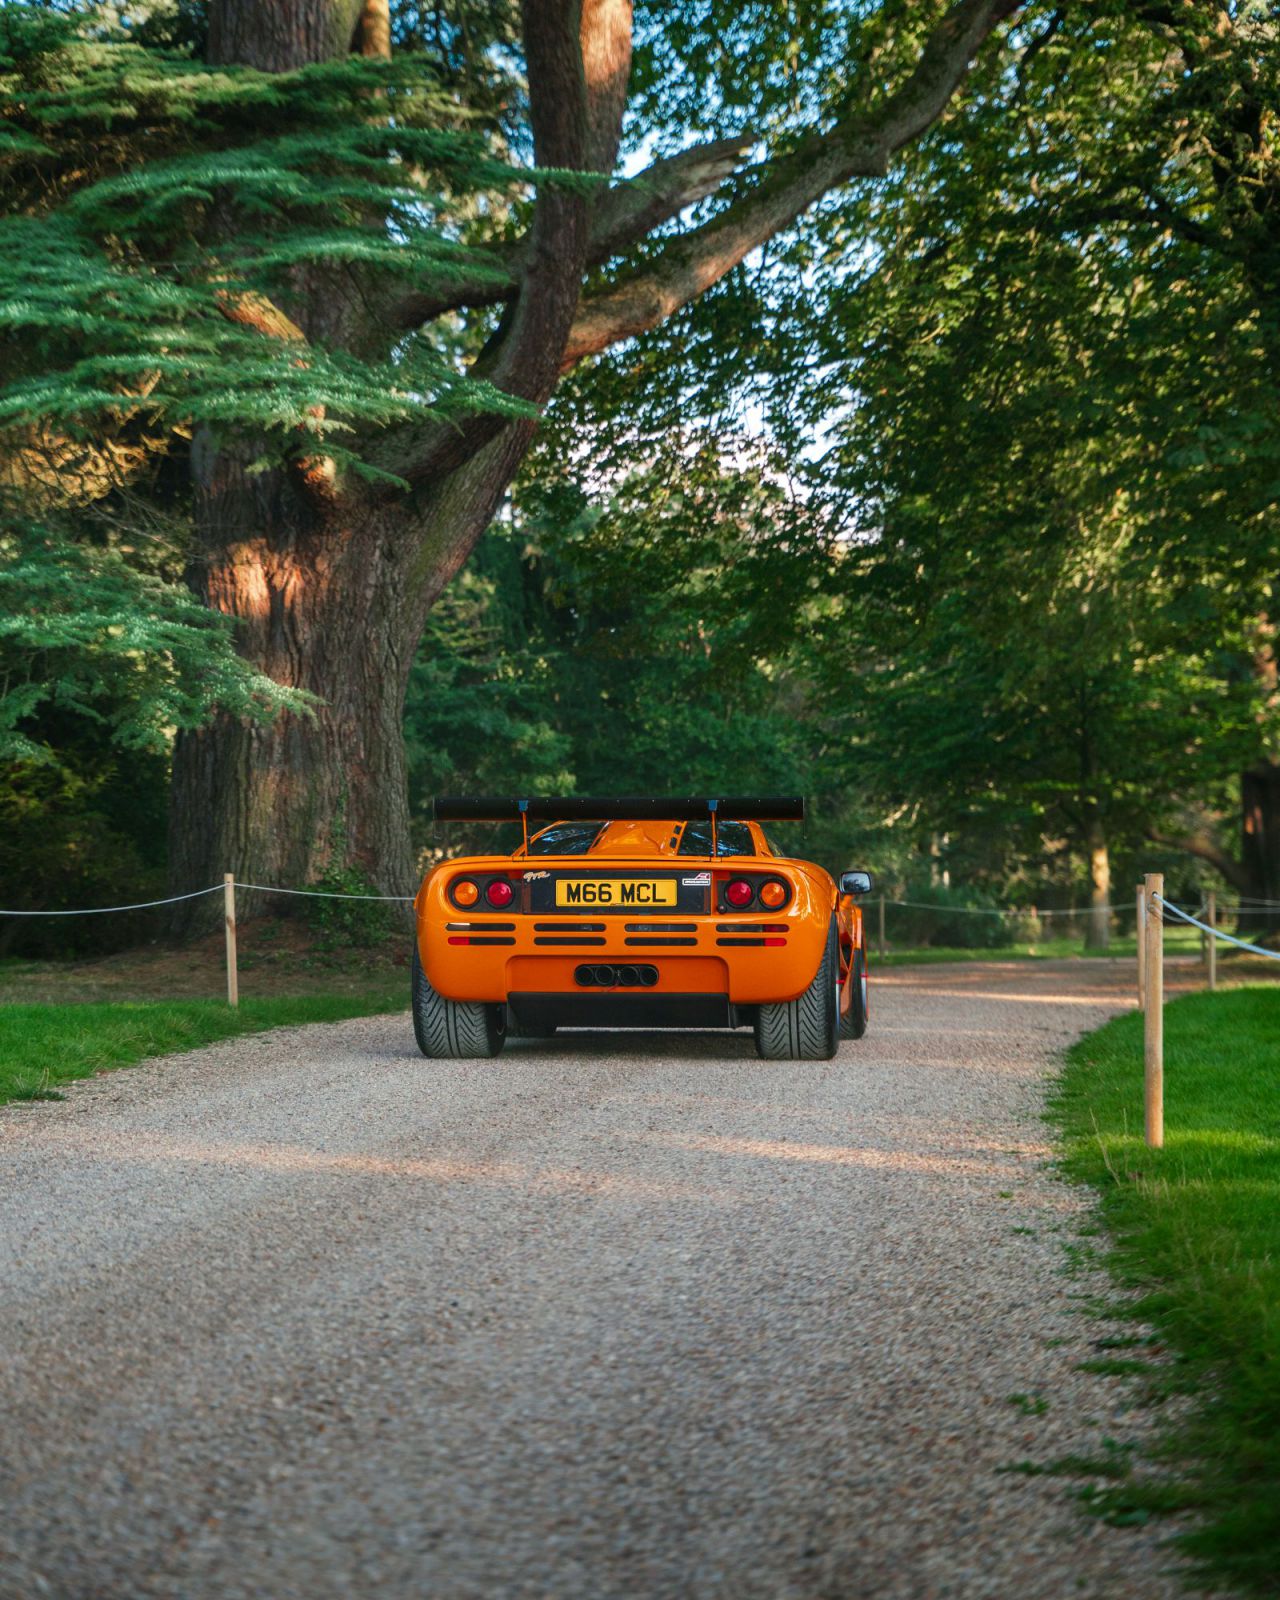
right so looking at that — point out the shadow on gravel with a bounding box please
[513,1029,759,1060]
[374,1028,763,1064]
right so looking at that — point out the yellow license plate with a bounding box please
[555,878,677,908]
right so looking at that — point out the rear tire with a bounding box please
[840,946,869,1040]
[755,918,840,1060]
[411,941,506,1059]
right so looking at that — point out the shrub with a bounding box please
[303,861,396,949]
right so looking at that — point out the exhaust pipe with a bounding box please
[574,963,619,987]
[574,963,659,988]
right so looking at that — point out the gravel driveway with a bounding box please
[0,960,1194,1599]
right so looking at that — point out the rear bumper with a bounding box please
[420,928,827,1006]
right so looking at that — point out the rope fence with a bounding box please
[3,876,1278,1028]
[232,883,414,902]
[1155,894,1280,964]
[0,885,226,917]
[0,876,416,1010]
[6,888,1280,922]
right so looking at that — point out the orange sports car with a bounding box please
[412,797,872,1060]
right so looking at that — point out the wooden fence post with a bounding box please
[224,873,239,1008]
[1143,872,1163,1149]
[878,894,885,961]
[1207,889,1217,993]
[1136,884,1146,1011]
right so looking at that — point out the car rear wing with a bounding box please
[433,796,805,822]
[433,795,805,854]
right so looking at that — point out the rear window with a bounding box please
[677,820,755,857]
[527,821,606,856]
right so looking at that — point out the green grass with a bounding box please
[0,990,405,1105]
[1052,986,1280,1594]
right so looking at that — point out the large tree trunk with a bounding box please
[167,415,536,929]
[168,444,419,919]
[168,0,406,928]
[167,0,593,929]
[1241,759,1280,940]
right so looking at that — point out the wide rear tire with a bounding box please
[411,941,506,1059]
[755,918,840,1061]
[840,947,869,1040]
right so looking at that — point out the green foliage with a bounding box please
[303,800,397,945]
[1054,988,1280,1594]
[405,425,823,862]
[302,862,397,949]
[648,2,1280,891]
[0,714,168,956]
[780,3,1275,882]
[0,524,309,760]
[0,3,538,481]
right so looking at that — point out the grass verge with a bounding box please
[1052,986,1280,1595]
[0,989,405,1106]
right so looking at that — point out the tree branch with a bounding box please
[561,0,1022,366]
[391,134,754,328]
[379,0,1015,484]
[1148,826,1249,891]
[374,0,629,487]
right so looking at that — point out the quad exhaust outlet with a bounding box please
[575,963,658,988]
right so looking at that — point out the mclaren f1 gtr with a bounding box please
[412,796,872,1060]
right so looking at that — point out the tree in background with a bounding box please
[0,0,1021,919]
[760,0,1280,930]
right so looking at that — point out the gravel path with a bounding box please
[0,960,1196,1599]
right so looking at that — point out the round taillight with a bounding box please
[725,878,754,908]
[452,878,479,907]
[485,878,514,908]
[759,879,788,910]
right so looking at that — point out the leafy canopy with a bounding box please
[0,2,541,488]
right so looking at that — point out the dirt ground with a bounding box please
[0,919,410,1005]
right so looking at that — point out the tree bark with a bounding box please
[168,452,418,918]
[208,0,366,69]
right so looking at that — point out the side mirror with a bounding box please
[840,870,873,896]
